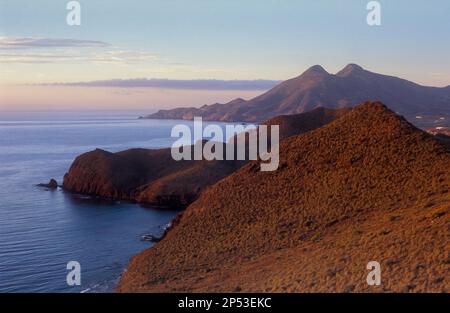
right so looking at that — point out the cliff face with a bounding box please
[117,102,450,292]
[63,108,346,208]
[144,64,450,122]
[63,146,244,208]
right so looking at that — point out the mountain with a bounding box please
[145,64,450,122]
[117,102,450,292]
[63,107,346,208]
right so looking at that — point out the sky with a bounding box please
[0,0,449,111]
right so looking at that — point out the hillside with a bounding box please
[262,107,349,139]
[63,107,346,208]
[62,145,244,209]
[117,102,450,292]
[145,64,450,122]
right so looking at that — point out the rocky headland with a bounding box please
[63,107,346,208]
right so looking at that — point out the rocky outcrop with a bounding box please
[37,178,58,189]
[144,64,450,122]
[117,102,450,292]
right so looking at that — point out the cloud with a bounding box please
[0,50,158,64]
[0,37,159,65]
[0,37,110,49]
[39,78,280,90]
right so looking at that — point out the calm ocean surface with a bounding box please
[0,111,234,293]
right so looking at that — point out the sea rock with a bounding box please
[37,178,58,189]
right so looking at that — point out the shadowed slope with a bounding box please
[117,102,450,292]
[263,107,350,139]
[63,145,244,208]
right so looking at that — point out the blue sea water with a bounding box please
[0,111,235,293]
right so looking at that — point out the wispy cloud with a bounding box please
[0,50,158,64]
[0,36,161,65]
[0,37,158,64]
[0,37,110,49]
[39,78,280,90]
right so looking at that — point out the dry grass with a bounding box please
[117,102,450,292]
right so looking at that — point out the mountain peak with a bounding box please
[144,63,450,122]
[336,63,365,77]
[354,100,388,112]
[302,64,329,76]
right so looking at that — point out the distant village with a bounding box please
[414,115,450,136]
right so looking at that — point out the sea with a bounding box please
[0,110,237,293]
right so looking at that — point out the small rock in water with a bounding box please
[37,178,58,189]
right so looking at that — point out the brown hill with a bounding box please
[263,107,349,139]
[63,108,346,208]
[117,102,450,292]
[145,64,450,122]
[62,144,245,208]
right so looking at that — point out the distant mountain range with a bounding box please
[144,64,450,122]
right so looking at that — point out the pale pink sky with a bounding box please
[2,1,450,112]
[0,85,263,112]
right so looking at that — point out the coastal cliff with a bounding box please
[63,145,244,208]
[117,102,450,292]
[63,107,347,208]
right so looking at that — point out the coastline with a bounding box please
[115,103,450,292]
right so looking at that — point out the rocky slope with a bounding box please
[117,102,450,292]
[145,64,450,122]
[62,145,244,208]
[63,107,346,208]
